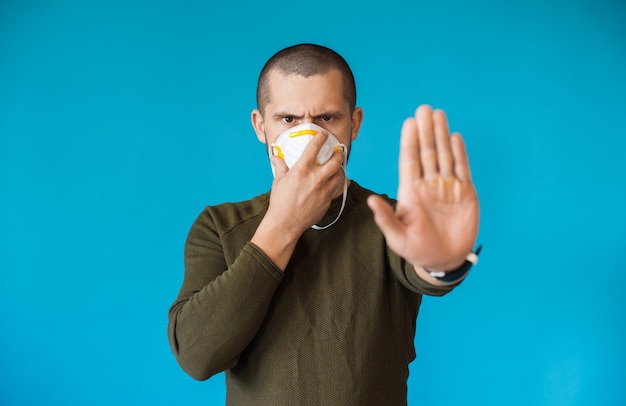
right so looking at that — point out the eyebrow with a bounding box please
[272,110,345,119]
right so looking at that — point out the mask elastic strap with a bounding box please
[312,145,348,230]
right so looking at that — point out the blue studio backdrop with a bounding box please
[1,1,625,405]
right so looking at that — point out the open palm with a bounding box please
[367,105,479,273]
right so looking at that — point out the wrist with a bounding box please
[426,245,482,284]
[424,257,466,274]
[251,218,301,272]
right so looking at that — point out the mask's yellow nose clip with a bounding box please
[288,129,318,138]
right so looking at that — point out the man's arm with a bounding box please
[168,132,345,380]
[368,105,480,283]
[167,213,283,381]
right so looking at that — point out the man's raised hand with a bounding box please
[367,105,479,273]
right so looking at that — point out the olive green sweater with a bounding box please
[168,181,460,405]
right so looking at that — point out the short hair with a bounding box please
[256,43,357,115]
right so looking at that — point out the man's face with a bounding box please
[252,68,363,159]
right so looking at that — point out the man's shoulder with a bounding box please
[208,192,270,217]
[348,181,396,208]
[195,192,270,237]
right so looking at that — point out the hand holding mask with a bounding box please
[270,123,348,230]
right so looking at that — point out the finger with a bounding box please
[367,195,405,244]
[318,147,344,178]
[298,130,329,165]
[416,105,437,179]
[271,155,289,177]
[399,117,422,191]
[325,164,345,198]
[433,109,454,178]
[450,132,472,182]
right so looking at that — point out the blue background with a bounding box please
[1,0,625,405]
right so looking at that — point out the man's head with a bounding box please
[256,43,357,116]
[252,44,363,160]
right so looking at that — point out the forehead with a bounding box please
[265,69,348,113]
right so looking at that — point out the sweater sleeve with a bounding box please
[386,247,464,297]
[167,211,284,381]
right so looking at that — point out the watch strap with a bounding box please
[428,245,482,283]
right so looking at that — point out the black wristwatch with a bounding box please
[427,245,482,283]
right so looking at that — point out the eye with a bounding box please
[320,115,333,122]
[282,116,295,124]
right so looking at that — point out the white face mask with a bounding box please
[269,123,348,230]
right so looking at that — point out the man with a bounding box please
[168,43,480,405]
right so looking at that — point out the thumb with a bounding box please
[367,195,405,243]
[271,155,289,178]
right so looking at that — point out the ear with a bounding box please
[350,107,364,141]
[251,109,266,144]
